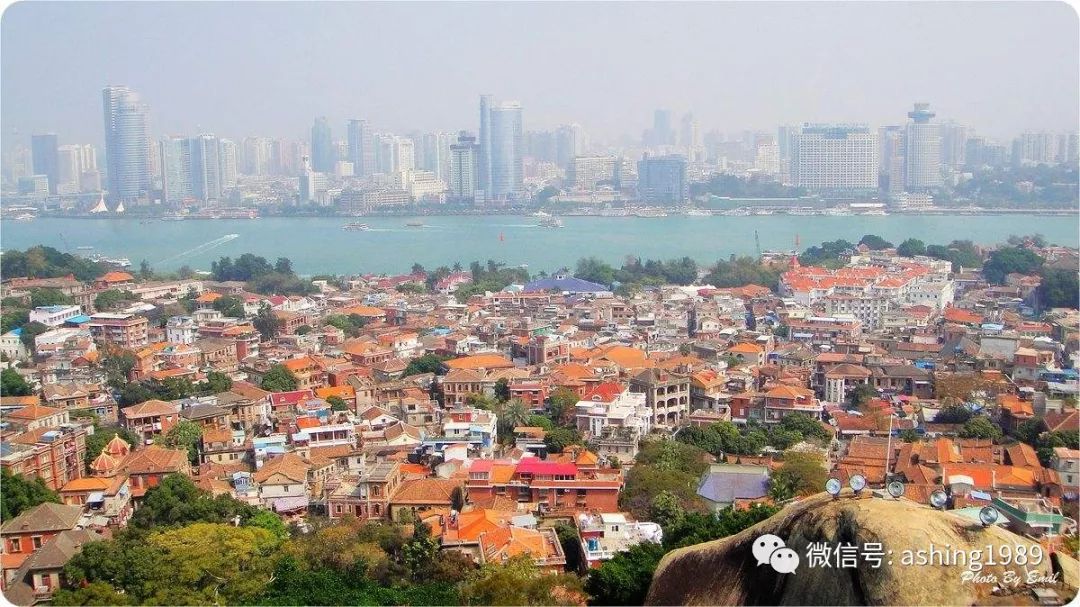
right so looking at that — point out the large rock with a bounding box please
[646,492,1078,606]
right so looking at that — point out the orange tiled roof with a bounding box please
[99,271,134,283]
[445,354,515,370]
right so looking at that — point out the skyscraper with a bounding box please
[791,124,878,193]
[555,124,584,170]
[219,139,238,189]
[56,145,81,193]
[488,101,524,200]
[189,134,222,202]
[311,117,334,173]
[347,119,376,177]
[419,132,451,180]
[159,136,192,203]
[31,133,59,193]
[102,85,150,202]
[637,154,688,203]
[449,132,480,201]
[904,102,942,191]
[478,94,494,199]
[643,110,676,147]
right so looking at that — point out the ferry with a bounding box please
[12,214,36,221]
[405,221,425,227]
[538,216,564,228]
[532,210,551,218]
[343,222,371,231]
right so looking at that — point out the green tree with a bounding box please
[18,321,50,352]
[982,246,1044,284]
[547,387,580,426]
[858,234,894,250]
[451,486,466,512]
[326,395,349,411]
[494,377,511,402]
[156,420,203,465]
[252,303,279,339]
[0,468,60,520]
[260,364,299,392]
[585,542,666,606]
[29,288,73,307]
[896,238,927,257]
[143,523,280,605]
[649,490,686,530]
[574,257,618,286]
[212,294,246,319]
[0,367,33,396]
[544,426,582,454]
[768,451,828,501]
[459,555,584,606]
[958,416,1003,440]
[244,509,290,541]
[323,314,367,337]
[1037,268,1080,309]
[850,383,878,407]
[899,428,920,443]
[768,428,803,450]
[130,474,257,530]
[53,581,134,606]
[934,404,973,424]
[200,371,233,394]
[776,412,831,442]
[93,289,137,312]
[403,353,450,376]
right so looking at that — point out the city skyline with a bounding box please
[2,2,1078,149]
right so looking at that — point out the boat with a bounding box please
[683,208,712,216]
[405,221,425,227]
[12,213,36,221]
[532,210,551,217]
[161,215,186,221]
[343,223,370,231]
[537,217,564,228]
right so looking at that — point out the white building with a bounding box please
[904,103,942,191]
[792,124,878,193]
[29,305,83,327]
[166,316,198,344]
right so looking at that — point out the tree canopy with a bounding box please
[1,468,61,520]
[261,364,299,392]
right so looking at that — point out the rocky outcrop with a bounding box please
[646,492,1077,606]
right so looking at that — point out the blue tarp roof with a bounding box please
[65,315,92,325]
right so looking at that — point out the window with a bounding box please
[9,538,21,552]
[32,536,42,549]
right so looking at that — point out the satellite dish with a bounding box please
[825,477,843,497]
[887,481,905,498]
[978,506,999,527]
[849,474,867,494]
[930,489,948,509]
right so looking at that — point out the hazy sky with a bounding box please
[2,1,1077,149]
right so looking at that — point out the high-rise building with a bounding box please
[347,119,376,177]
[940,122,968,170]
[1011,132,1057,166]
[791,124,878,193]
[753,136,780,177]
[449,132,480,201]
[189,134,222,202]
[488,101,524,200]
[567,156,622,191]
[878,126,905,195]
[159,136,192,203]
[219,139,238,189]
[55,145,82,194]
[555,124,584,170]
[31,133,59,193]
[904,103,942,191]
[525,130,557,163]
[637,154,688,203]
[478,94,494,199]
[418,132,451,180]
[777,125,797,184]
[643,109,676,147]
[311,116,334,172]
[102,85,150,202]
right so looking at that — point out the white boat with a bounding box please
[532,210,551,218]
[343,222,370,231]
[12,213,35,221]
[683,208,712,216]
[861,209,888,216]
[538,217,564,228]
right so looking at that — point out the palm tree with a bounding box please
[497,398,531,436]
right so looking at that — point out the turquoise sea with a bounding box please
[2,214,1077,276]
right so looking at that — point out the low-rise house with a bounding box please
[576,512,663,570]
[0,503,86,586]
[2,529,103,605]
[120,400,180,444]
[327,460,403,521]
[466,457,622,514]
[0,424,88,491]
[253,452,311,514]
[696,463,770,511]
